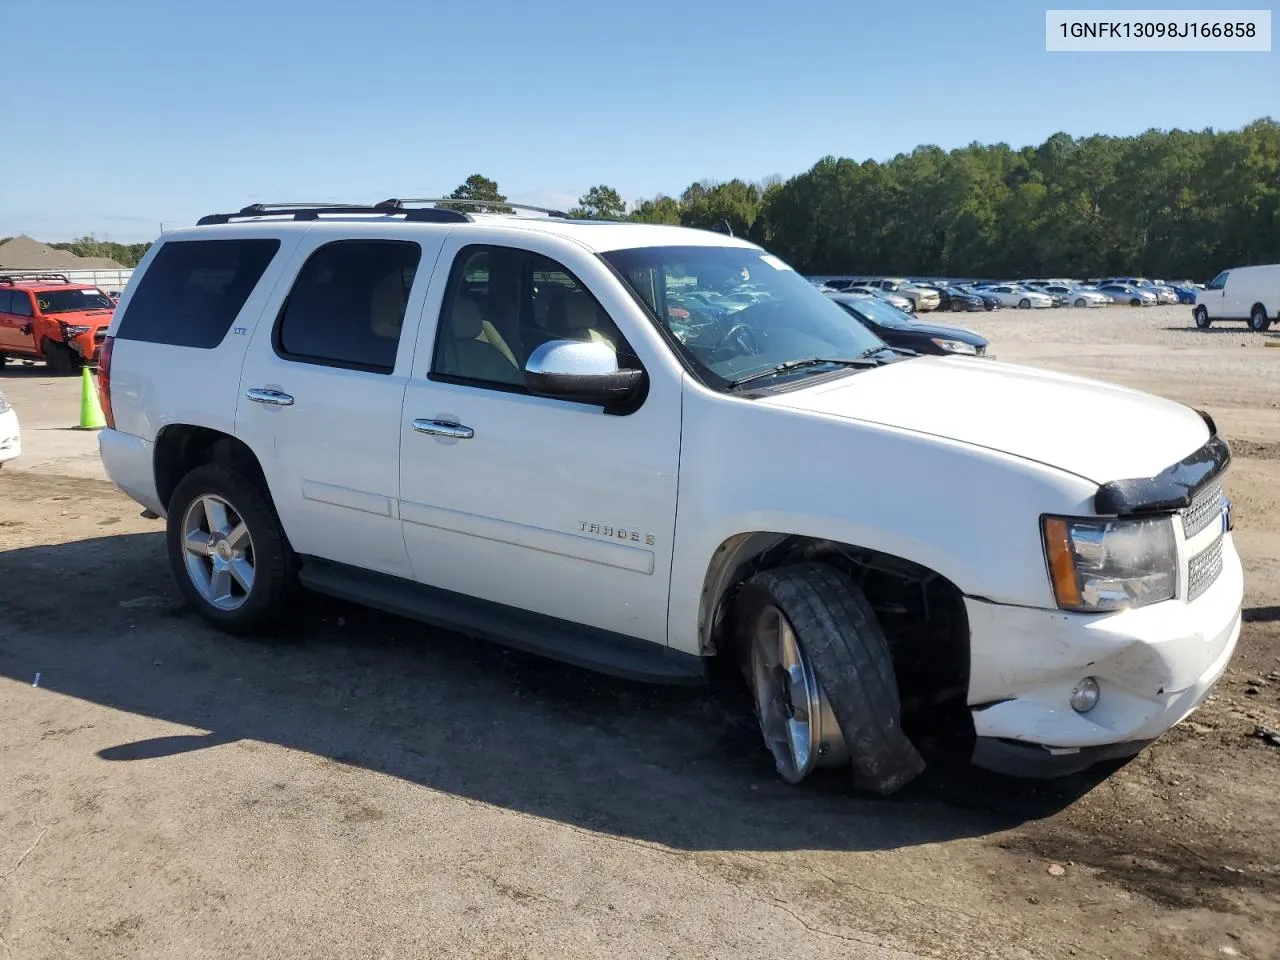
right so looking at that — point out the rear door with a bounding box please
[0,290,36,352]
[235,227,449,579]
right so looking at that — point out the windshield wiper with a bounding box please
[727,355,882,389]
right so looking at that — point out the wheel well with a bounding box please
[701,534,972,743]
[154,426,268,511]
[1251,302,1267,316]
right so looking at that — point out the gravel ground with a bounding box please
[0,304,1278,960]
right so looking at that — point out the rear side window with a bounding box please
[8,291,33,317]
[0,291,11,313]
[274,240,421,374]
[116,239,280,348]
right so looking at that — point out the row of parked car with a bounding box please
[811,275,1207,312]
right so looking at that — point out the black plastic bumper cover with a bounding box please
[971,736,1154,779]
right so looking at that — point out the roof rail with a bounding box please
[0,272,71,285]
[196,201,471,226]
[382,198,573,219]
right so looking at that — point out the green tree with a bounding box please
[678,179,762,237]
[629,194,682,225]
[570,184,626,220]
[441,174,512,213]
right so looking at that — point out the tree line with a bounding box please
[456,118,1280,281]
[50,237,153,269]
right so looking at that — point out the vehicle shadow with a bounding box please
[0,531,1108,853]
[1160,325,1280,338]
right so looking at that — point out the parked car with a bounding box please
[1172,285,1200,305]
[0,389,19,468]
[980,284,1054,309]
[826,293,989,355]
[1043,284,1110,308]
[936,287,988,312]
[0,273,116,373]
[1194,264,1278,331]
[862,278,942,312]
[1096,283,1157,307]
[847,285,916,313]
[1102,277,1178,305]
[952,284,1002,310]
[97,199,1242,794]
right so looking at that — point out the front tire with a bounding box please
[1194,305,1211,329]
[166,464,296,634]
[1130,298,1142,307]
[1074,298,1086,308]
[736,563,924,794]
[1250,305,1272,332]
[42,340,77,375]
[1018,298,1030,309]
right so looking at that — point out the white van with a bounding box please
[1194,264,1279,331]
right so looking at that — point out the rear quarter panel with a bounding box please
[105,229,305,441]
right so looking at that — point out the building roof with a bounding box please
[0,234,127,270]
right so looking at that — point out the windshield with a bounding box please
[35,288,114,314]
[603,245,886,388]
[833,295,912,329]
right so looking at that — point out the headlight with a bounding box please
[931,338,978,355]
[1042,515,1177,612]
[63,325,92,336]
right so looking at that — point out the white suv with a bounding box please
[97,200,1243,793]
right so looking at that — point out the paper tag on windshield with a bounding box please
[759,254,793,271]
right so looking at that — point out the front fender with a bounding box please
[667,383,1096,656]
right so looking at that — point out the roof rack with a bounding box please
[0,273,70,285]
[381,198,574,219]
[196,201,472,226]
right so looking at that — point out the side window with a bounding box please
[431,245,631,391]
[9,291,32,317]
[1208,272,1228,291]
[0,290,11,313]
[116,239,280,348]
[275,240,421,374]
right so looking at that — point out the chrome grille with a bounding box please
[1187,534,1224,602]
[1182,480,1225,539]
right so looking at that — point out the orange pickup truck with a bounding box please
[0,273,116,373]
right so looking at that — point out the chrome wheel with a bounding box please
[750,605,848,783]
[181,494,255,611]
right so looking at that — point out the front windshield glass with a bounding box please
[833,295,912,329]
[35,288,114,313]
[603,245,886,387]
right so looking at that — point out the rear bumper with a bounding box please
[98,429,163,516]
[0,408,20,463]
[965,534,1243,775]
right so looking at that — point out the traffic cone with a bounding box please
[77,366,107,430]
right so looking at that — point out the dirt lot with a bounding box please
[1,304,1278,960]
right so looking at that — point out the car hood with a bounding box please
[897,320,986,344]
[761,356,1209,483]
[47,309,114,323]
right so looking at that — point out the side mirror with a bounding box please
[524,339,644,406]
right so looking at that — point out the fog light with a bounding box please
[1070,677,1100,714]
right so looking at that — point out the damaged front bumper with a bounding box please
[964,533,1243,778]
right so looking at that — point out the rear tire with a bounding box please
[1194,305,1211,329]
[42,340,77,375]
[1250,304,1272,332]
[736,563,924,795]
[1130,298,1142,307]
[166,464,297,635]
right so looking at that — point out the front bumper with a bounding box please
[966,533,1243,776]
[68,330,103,363]
[0,408,20,463]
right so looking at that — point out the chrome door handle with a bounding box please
[245,388,294,406]
[413,418,474,440]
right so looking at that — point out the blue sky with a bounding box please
[3,0,1275,243]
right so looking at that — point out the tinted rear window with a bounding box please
[116,239,280,348]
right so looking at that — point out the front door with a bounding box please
[236,231,447,579]
[1204,271,1229,319]
[397,236,682,645]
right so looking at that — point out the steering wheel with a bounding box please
[718,322,761,357]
